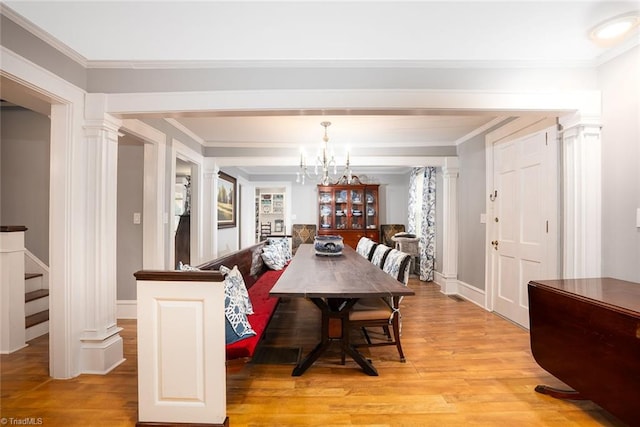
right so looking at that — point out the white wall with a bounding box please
[599,46,640,283]
[0,108,50,264]
[116,134,144,300]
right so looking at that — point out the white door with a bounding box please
[491,128,559,328]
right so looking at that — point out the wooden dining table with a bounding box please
[270,243,415,376]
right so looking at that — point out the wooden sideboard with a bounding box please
[528,278,640,425]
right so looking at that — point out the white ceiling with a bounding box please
[4,1,639,176]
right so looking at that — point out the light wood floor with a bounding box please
[1,280,624,426]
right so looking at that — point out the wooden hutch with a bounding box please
[317,183,380,249]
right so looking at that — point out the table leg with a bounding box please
[292,297,377,376]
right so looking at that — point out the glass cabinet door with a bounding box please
[350,188,365,230]
[319,190,333,230]
[365,187,378,231]
[334,189,348,230]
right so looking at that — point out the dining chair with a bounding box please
[347,249,412,362]
[369,244,392,268]
[379,224,406,247]
[291,224,317,255]
[355,236,378,261]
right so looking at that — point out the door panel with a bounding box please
[492,129,556,328]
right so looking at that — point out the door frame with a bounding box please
[484,116,560,316]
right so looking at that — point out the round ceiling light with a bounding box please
[589,12,640,46]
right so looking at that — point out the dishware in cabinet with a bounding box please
[317,184,380,248]
[365,187,378,230]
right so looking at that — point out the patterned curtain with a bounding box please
[407,168,421,235]
[420,167,436,281]
[407,167,436,281]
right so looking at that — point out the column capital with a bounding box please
[442,157,459,176]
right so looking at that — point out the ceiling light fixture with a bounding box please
[589,12,640,46]
[296,121,353,186]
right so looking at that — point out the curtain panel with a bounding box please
[407,167,436,281]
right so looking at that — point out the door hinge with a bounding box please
[545,132,548,146]
[546,220,549,233]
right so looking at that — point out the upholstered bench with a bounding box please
[197,241,287,360]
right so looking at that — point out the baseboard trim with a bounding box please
[433,272,487,310]
[117,300,137,319]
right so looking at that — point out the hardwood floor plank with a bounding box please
[1,281,625,426]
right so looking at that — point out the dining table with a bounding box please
[269,243,415,376]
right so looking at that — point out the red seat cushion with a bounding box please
[225,268,285,359]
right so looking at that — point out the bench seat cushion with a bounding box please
[225,269,284,359]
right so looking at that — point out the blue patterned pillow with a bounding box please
[222,266,256,340]
[267,237,292,262]
[220,264,253,314]
[261,245,286,270]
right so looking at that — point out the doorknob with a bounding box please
[491,240,499,250]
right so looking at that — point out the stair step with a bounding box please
[25,273,43,280]
[25,289,49,303]
[26,310,49,328]
[26,320,49,342]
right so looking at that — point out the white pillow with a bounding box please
[267,237,292,262]
[261,245,286,270]
[178,261,201,271]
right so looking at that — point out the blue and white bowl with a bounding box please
[314,235,344,256]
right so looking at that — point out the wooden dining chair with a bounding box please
[355,236,378,261]
[347,249,412,362]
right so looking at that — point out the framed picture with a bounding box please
[217,172,236,229]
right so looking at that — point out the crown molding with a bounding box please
[164,118,206,145]
[84,58,599,70]
[594,35,640,66]
[455,116,511,146]
[1,4,88,67]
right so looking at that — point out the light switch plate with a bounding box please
[480,213,487,224]
[636,208,640,228]
[133,212,141,224]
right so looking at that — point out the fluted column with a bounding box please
[561,120,602,278]
[80,95,124,373]
[202,159,218,261]
[440,158,459,294]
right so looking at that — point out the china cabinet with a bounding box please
[317,184,379,249]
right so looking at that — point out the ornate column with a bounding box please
[80,94,124,373]
[202,159,218,262]
[560,118,602,278]
[440,158,459,294]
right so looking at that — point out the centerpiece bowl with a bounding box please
[314,235,344,256]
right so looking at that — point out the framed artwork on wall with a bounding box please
[217,172,236,229]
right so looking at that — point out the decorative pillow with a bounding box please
[220,264,253,314]
[261,245,286,270]
[225,316,247,345]
[267,237,292,262]
[223,274,256,341]
[178,261,200,271]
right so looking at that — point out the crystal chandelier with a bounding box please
[296,121,353,185]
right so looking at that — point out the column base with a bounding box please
[80,327,125,374]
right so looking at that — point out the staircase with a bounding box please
[24,272,49,341]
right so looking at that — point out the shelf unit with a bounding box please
[317,184,379,249]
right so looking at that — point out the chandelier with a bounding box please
[296,121,354,185]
